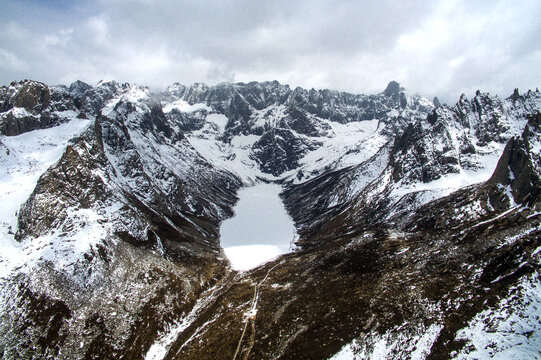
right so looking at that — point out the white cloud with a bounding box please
[86,16,109,45]
[0,0,539,103]
[0,48,27,71]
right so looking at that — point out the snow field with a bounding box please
[0,117,92,278]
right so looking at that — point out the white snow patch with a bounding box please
[453,272,541,359]
[101,98,121,116]
[502,184,517,207]
[206,113,228,132]
[7,107,33,118]
[187,115,386,185]
[410,324,445,360]
[186,130,270,184]
[531,136,541,157]
[124,85,151,104]
[230,134,260,148]
[251,105,287,129]
[329,323,443,360]
[18,206,113,273]
[223,245,283,271]
[220,183,297,271]
[162,99,211,113]
[0,117,93,277]
[293,119,384,182]
[329,343,356,360]
[389,147,504,208]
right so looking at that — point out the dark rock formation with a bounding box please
[0,80,81,136]
[489,112,541,206]
[1,80,540,360]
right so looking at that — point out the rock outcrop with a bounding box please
[489,112,541,207]
[0,80,540,359]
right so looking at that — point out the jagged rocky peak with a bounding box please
[282,85,541,247]
[0,79,103,135]
[160,80,540,180]
[74,80,137,116]
[383,80,402,96]
[0,80,56,115]
[164,80,292,112]
[489,111,541,207]
[391,87,541,185]
[389,119,460,184]
[236,80,291,110]
[2,91,240,357]
[164,82,187,100]
[14,80,242,267]
[69,80,92,97]
[5,80,51,112]
[381,80,408,109]
[96,79,131,91]
[0,80,83,136]
[509,87,522,102]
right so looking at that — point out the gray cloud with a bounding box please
[0,0,540,103]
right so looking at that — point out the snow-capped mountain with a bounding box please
[0,79,540,360]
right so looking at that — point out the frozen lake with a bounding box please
[220,183,297,271]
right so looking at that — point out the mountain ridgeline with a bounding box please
[0,79,540,359]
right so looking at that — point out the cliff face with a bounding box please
[0,80,76,136]
[488,112,541,207]
[0,81,242,360]
[0,80,540,359]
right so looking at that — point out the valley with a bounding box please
[0,79,539,359]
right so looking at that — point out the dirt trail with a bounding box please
[232,262,281,360]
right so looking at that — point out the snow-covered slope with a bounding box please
[0,80,241,359]
[0,115,92,277]
[0,79,539,360]
[282,89,541,243]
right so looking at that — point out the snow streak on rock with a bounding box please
[452,272,541,360]
[330,323,443,360]
[0,116,92,277]
[0,79,540,360]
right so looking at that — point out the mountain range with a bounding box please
[0,79,540,359]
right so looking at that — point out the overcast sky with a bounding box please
[1,0,539,103]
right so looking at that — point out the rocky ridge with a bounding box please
[0,79,539,359]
